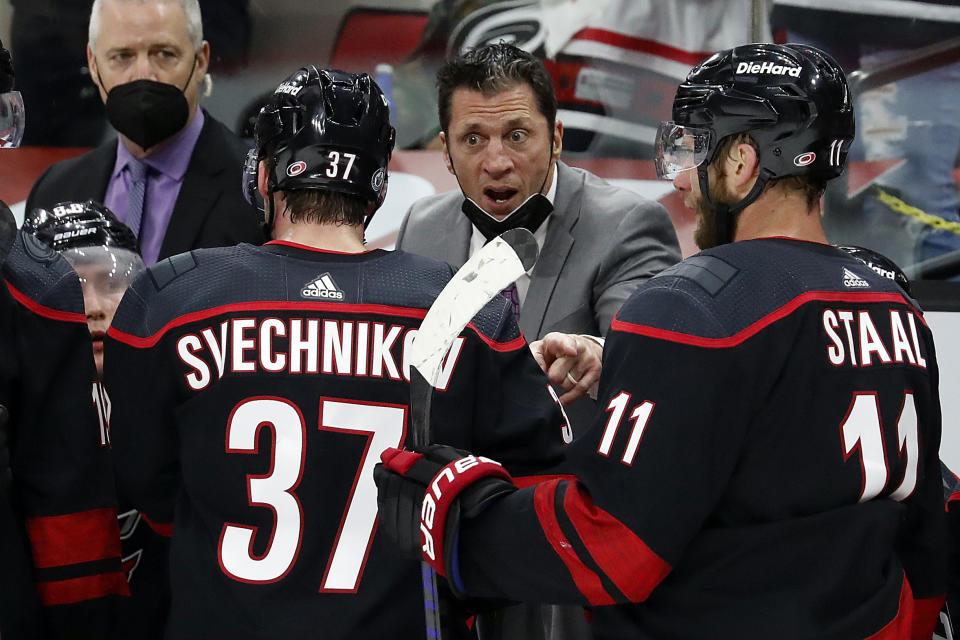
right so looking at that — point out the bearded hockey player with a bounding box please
[103,66,566,639]
[375,43,947,639]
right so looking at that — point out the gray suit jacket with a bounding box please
[396,161,680,340]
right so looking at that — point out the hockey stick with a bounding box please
[408,227,539,640]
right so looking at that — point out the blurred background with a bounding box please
[0,0,958,277]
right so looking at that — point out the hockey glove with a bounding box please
[375,444,516,579]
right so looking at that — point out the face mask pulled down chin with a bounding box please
[105,79,190,150]
[462,193,553,242]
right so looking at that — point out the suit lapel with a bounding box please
[157,117,223,260]
[429,197,472,268]
[88,142,119,200]
[520,162,582,340]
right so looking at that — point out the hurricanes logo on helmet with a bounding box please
[287,161,307,177]
[793,152,816,167]
[371,168,385,192]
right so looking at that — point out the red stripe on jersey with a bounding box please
[473,332,526,353]
[37,571,129,605]
[911,595,946,640]
[5,281,87,324]
[26,508,121,569]
[265,240,381,255]
[107,301,523,351]
[864,575,914,640]
[563,483,670,602]
[572,28,713,65]
[141,514,173,538]
[612,291,917,348]
[533,480,615,606]
[513,474,578,489]
[948,489,960,508]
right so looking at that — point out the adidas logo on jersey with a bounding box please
[301,273,344,300]
[842,267,869,288]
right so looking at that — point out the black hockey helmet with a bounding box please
[25,200,138,252]
[837,245,911,296]
[246,65,396,227]
[655,43,855,244]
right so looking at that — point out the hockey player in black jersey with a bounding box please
[28,201,175,640]
[103,66,566,639]
[376,43,948,639]
[0,39,126,639]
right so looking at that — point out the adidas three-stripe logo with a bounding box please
[301,273,344,300]
[842,267,869,288]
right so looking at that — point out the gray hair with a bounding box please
[89,0,204,54]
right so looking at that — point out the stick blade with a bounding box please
[499,227,538,272]
[410,228,539,388]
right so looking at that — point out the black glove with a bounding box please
[0,39,13,93]
[375,444,517,581]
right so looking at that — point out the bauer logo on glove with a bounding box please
[375,444,517,577]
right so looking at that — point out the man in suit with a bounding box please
[396,42,680,640]
[397,43,680,405]
[26,0,264,265]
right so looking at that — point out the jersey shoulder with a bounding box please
[111,244,258,339]
[615,238,911,340]
[2,231,85,317]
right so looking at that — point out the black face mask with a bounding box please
[461,193,553,242]
[101,59,196,150]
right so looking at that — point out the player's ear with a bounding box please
[730,142,759,192]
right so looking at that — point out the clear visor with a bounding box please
[654,121,711,180]
[62,246,145,299]
[0,91,25,149]
[241,148,264,212]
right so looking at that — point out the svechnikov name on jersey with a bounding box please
[176,317,466,391]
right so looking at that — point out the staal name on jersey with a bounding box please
[821,308,927,368]
[176,318,465,391]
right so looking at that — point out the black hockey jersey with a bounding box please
[455,238,947,640]
[104,241,567,639]
[1,231,126,639]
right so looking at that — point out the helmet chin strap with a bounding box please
[696,164,773,246]
[262,170,278,239]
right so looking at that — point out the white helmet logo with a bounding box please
[287,161,307,177]
[793,152,816,167]
[371,168,385,192]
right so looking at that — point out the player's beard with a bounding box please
[693,168,739,250]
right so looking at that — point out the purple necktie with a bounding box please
[126,159,148,241]
[502,282,520,321]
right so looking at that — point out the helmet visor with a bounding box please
[0,91,24,149]
[241,148,264,212]
[62,246,145,300]
[654,121,711,180]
